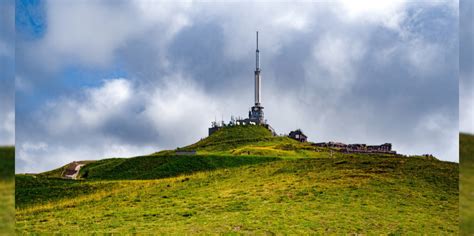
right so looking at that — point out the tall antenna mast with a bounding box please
[249,31,265,125]
[256,31,260,70]
[254,31,261,106]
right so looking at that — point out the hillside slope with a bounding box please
[0,147,14,235]
[461,133,474,235]
[78,155,278,180]
[15,125,459,234]
[46,125,326,181]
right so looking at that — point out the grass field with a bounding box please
[0,147,14,235]
[15,126,459,234]
[461,133,474,235]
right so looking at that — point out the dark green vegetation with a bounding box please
[16,126,459,234]
[461,133,474,235]
[0,147,14,179]
[15,175,118,209]
[78,155,278,180]
[0,147,14,235]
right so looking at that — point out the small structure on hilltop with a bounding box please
[422,154,435,159]
[288,129,307,142]
[312,142,396,154]
[208,120,224,136]
[209,31,275,136]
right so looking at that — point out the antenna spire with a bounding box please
[256,31,259,51]
[256,31,260,70]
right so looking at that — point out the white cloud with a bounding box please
[306,34,366,92]
[272,10,309,31]
[21,142,48,152]
[16,141,157,174]
[78,79,132,127]
[406,40,446,77]
[412,111,459,160]
[144,74,218,138]
[0,111,14,145]
[339,0,407,25]
[18,75,218,173]
[38,79,132,134]
[338,0,457,28]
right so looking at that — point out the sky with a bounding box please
[0,0,15,146]
[14,0,460,173]
[460,0,474,134]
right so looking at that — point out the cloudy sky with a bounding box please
[0,1,14,146]
[460,0,474,134]
[15,0,460,173]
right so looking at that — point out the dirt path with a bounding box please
[63,163,85,179]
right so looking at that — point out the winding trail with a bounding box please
[63,163,85,179]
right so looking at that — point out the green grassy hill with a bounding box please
[0,147,14,235]
[15,125,459,234]
[184,125,274,151]
[78,155,278,180]
[461,133,474,235]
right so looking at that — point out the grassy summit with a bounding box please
[183,125,274,151]
[0,147,14,235]
[461,133,474,235]
[16,125,459,234]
